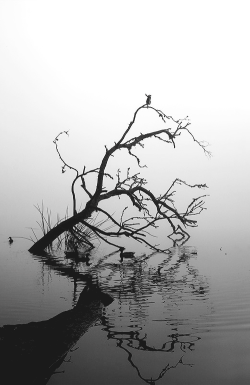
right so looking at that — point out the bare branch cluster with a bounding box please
[29,97,209,254]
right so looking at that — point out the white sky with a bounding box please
[0,0,249,245]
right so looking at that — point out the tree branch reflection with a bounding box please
[98,246,209,383]
[31,245,210,384]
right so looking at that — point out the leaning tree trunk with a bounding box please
[29,204,95,254]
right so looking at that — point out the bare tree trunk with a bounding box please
[29,205,94,254]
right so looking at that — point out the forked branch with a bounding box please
[29,96,209,254]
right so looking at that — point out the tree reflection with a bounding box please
[117,340,194,385]
[97,246,209,383]
[32,245,210,383]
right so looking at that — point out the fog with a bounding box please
[1,0,249,249]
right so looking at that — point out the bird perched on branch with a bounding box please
[8,237,13,244]
[145,94,151,107]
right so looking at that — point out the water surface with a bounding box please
[1,233,250,384]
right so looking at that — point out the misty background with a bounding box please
[1,0,249,251]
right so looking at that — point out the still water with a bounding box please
[1,233,250,385]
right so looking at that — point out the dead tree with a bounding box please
[29,96,210,254]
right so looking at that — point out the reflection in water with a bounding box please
[32,250,92,306]
[94,246,210,384]
[0,281,113,385]
[3,236,250,384]
[19,246,210,384]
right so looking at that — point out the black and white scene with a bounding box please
[1,1,250,384]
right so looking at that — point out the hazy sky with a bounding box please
[1,0,249,245]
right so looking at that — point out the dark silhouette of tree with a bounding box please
[29,96,210,254]
[0,281,113,385]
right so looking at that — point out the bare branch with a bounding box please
[53,131,78,175]
[29,96,210,254]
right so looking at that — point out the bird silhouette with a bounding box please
[145,94,151,107]
[8,237,13,244]
[119,247,135,262]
